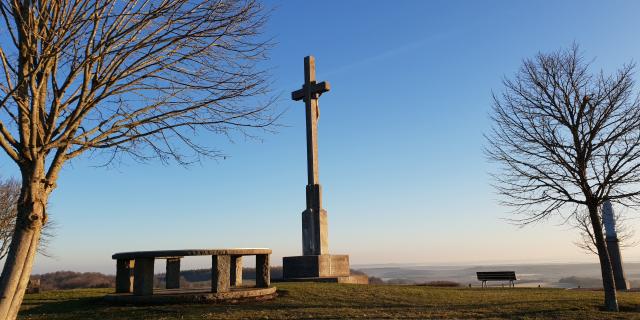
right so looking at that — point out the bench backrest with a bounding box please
[476,271,516,281]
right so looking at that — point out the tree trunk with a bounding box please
[587,202,619,312]
[0,162,48,320]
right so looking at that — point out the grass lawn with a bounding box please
[18,283,640,319]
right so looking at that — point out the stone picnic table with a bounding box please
[112,248,271,296]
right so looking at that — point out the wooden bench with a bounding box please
[112,248,271,296]
[476,271,517,288]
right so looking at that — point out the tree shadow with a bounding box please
[21,295,109,316]
[20,289,640,319]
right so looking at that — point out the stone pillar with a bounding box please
[212,255,230,293]
[165,258,181,289]
[133,258,154,296]
[115,259,134,293]
[230,256,243,287]
[256,254,270,288]
[302,186,328,256]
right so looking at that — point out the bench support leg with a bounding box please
[212,255,231,293]
[115,259,134,293]
[256,254,270,288]
[230,256,243,287]
[133,258,154,296]
[166,258,181,289]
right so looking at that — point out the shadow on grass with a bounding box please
[20,288,640,319]
[602,305,640,312]
[21,290,288,317]
[21,295,107,316]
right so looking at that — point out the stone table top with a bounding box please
[112,248,272,260]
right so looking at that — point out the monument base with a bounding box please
[282,254,368,284]
[281,275,369,284]
[282,254,350,277]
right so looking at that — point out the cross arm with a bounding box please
[291,81,331,101]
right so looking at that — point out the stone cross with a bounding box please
[292,56,330,189]
[292,56,330,255]
[283,56,360,282]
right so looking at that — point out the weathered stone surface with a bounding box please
[291,56,330,188]
[114,248,274,297]
[256,254,270,288]
[283,254,350,279]
[212,255,230,293]
[284,275,369,284]
[115,259,134,293]
[230,256,243,287]
[291,56,331,258]
[165,258,181,289]
[112,248,271,260]
[302,208,328,256]
[133,258,154,296]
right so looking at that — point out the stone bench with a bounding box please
[112,248,271,296]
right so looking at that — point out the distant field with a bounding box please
[18,283,640,319]
[357,262,640,288]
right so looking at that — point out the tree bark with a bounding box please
[0,161,48,319]
[588,202,619,312]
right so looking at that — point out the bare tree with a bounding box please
[573,206,637,255]
[0,178,20,260]
[486,45,640,312]
[0,0,275,318]
[0,177,55,260]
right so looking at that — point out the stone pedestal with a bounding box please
[302,207,328,255]
[282,194,368,284]
[283,206,355,282]
[283,254,350,278]
[284,274,370,284]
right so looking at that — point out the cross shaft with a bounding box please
[291,56,330,189]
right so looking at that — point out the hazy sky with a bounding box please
[3,0,640,274]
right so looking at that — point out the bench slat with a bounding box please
[476,271,517,281]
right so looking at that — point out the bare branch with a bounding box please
[487,45,640,222]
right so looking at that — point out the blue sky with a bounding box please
[3,0,640,273]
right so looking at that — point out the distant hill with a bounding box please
[155,266,285,283]
[30,262,640,291]
[32,271,114,291]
